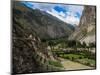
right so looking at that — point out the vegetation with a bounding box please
[43,37,96,67]
[42,37,96,50]
[77,58,95,67]
[48,60,63,67]
[13,2,96,73]
[60,54,84,60]
[58,53,95,67]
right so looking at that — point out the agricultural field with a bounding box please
[59,58,94,70]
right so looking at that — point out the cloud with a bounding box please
[23,2,57,11]
[68,5,84,15]
[67,5,84,18]
[49,5,84,25]
[22,2,84,25]
[59,11,66,17]
[46,9,66,22]
[47,9,80,25]
[47,9,64,20]
[65,15,80,25]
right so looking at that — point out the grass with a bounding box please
[48,60,63,67]
[60,54,84,59]
[77,58,95,67]
[49,41,96,67]
[59,54,95,67]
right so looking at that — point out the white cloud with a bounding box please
[47,9,80,25]
[24,2,84,25]
[64,5,84,25]
[65,11,80,25]
[67,5,84,15]
[28,2,58,11]
[59,11,66,17]
[46,5,84,25]
[46,9,64,21]
[65,15,80,25]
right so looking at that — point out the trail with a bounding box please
[59,58,93,70]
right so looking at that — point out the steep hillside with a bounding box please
[13,2,74,40]
[68,6,96,44]
[12,1,64,74]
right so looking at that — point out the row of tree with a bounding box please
[44,38,96,49]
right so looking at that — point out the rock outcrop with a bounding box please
[68,6,96,44]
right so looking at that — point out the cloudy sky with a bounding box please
[22,2,84,25]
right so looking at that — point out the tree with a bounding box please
[82,42,87,48]
[72,57,75,61]
[67,40,76,47]
[89,42,96,48]
[48,41,54,50]
[48,40,58,50]
[76,41,82,48]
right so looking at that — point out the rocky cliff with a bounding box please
[68,6,96,44]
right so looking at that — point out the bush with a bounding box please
[66,56,69,59]
[71,57,75,61]
[79,57,82,59]
[85,62,90,66]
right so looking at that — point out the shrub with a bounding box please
[85,62,90,66]
[79,57,82,59]
[66,56,69,59]
[71,57,75,61]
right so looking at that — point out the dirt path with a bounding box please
[59,58,93,70]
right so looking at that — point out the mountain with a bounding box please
[68,6,96,44]
[13,2,74,40]
[12,1,65,74]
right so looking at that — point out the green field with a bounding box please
[60,54,84,59]
[48,60,63,67]
[77,58,95,67]
[58,53,95,67]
